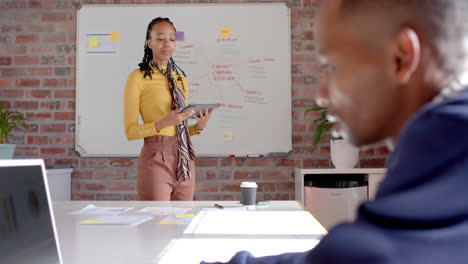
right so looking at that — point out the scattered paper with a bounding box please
[69,204,133,215]
[184,211,327,235]
[80,215,153,226]
[135,207,191,215]
[200,207,248,212]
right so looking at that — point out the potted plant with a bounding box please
[305,106,359,168]
[0,103,27,159]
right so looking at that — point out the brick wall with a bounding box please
[0,0,389,201]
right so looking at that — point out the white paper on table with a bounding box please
[156,238,320,264]
[69,204,134,215]
[184,211,327,235]
[80,215,153,226]
[135,207,191,215]
[200,207,248,212]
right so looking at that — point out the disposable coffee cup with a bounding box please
[240,182,258,205]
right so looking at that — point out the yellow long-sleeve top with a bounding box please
[124,64,198,140]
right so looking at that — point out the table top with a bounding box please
[53,200,316,264]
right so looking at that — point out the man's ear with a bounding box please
[393,27,421,84]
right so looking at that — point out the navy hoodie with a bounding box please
[202,90,468,264]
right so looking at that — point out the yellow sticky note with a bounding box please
[220,27,231,38]
[159,221,180,225]
[110,32,119,42]
[88,37,98,47]
[176,214,195,218]
[81,220,104,225]
[224,130,233,141]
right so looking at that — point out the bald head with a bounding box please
[336,0,468,75]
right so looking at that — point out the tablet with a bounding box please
[181,103,221,118]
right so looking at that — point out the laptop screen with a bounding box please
[0,160,62,264]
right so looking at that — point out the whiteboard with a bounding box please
[76,4,291,157]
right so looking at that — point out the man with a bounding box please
[203,0,468,263]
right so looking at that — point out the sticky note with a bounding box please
[176,31,184,41]
[88,37,98,47]
[159,221,180,225]
[220,27,231,38]
[81,220,104,225]
[224,130,233,141]
[110,32,119,42]
[176,214,195,218]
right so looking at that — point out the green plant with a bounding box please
[0,103,27,144]
[305,106,333,149]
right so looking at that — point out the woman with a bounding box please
[124,17,214,201]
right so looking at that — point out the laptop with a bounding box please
[0,159,63,264]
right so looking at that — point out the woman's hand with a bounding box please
[155,108,194,132]
[194,108,215,132]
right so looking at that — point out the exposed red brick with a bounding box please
[233,170,260,180]
[291,10,316,19]
[42,78,68,88]
[28,90,51,99]
[246,158,274,167]
[53,135,74,144]
[0,45,27,55]
[40,123,66,133]
[41,101,66,110]
[0,67,26,77]
[123,194,138,201]
[195,182,219,192]
[110,159,134,167]
[53,158,79,168]
[27,135,49,145]
[359,158,386,168]
[14,101,38,110]
[42,33,67,43]
[54,89,75,98]
[26,112,52,121]
[40,147,66,156]
[0,57,12,65]
[109,182,136,191]
[54,23,75,32]
[84,182,107,191]
[275,158,301,167]
[0,79,14,88]
[27,24,53,32]
[195,158,218,167]
[71,182,81,192]
[258,182,276,192]
[80,159,109,168]
[16,34,39,43]
[95,169,121,179]
[42,13,68,22]
[220,157,245,167]
[72,170,93,179]
[0,89,24,98]
[71,193,95,200]
[14,56,39,65]
[14,146,39,157]
[277,182,293,192]
[54,112,74,121]
[221,184,241,192]
[27,67,54,76]
[30,45,54,54]
[16,79,40,87]
[262,170,291,180]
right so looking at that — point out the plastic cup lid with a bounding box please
[240,182,257,188]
